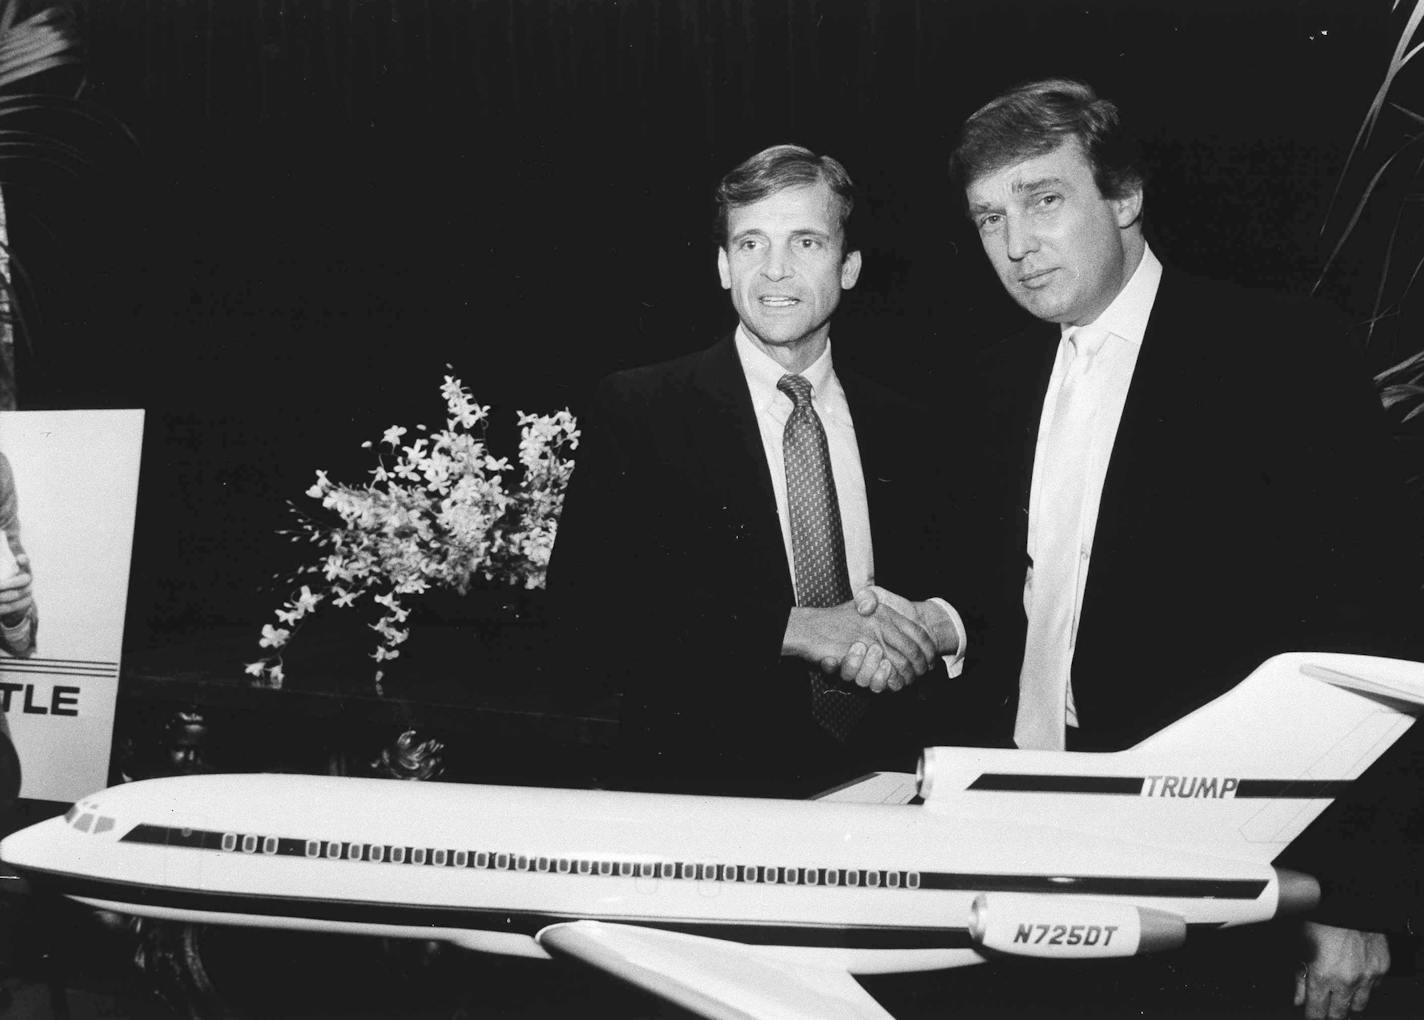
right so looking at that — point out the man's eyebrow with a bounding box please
[727,227,767,244]
[1011,175,1066,194]
[968,175,1068,217]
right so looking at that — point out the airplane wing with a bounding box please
[537,920,895,1020]
[812,771,920,804]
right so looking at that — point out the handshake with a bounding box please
[782,587,959,693]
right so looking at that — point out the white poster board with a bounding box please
[0,410,144,802]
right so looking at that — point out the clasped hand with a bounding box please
[784,587,940,693]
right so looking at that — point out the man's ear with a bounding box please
[840,249,863,290]
[716,247,732,290]
[1113,183,1144,229]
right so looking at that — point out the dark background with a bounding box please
[3,0,1416,646]
[6,4,1424,1016]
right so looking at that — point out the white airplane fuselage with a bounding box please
[3,771,1285,975]
[8,652,1423,1019]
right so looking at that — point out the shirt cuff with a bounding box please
[926,597,967,679]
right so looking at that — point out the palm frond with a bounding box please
[0,92,138,147]
[1375,346,1424,386]
[1317,145,1408,293]
[1381,383,1424,408]
[1389,102,1424,127]
[0,33,77,90]
[1320,0,1424,240]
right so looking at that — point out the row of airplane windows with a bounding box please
[215,830,923,890]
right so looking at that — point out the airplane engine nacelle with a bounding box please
[968,893,1186,960]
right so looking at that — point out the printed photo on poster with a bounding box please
[0,410,144,802]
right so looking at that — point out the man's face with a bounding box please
[966,139,1142,326]
[717,181,862,362]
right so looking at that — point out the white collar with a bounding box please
[734,325,847,424]
[1062,244,1162,346]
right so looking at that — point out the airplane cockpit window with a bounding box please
[64,803,118,835]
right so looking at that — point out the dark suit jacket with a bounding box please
[963,267,1421,745]
[960,266,1424,930]
[547,335,954,797]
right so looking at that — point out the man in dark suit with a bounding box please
[547,145,963,799]
[924,77,1420,1018]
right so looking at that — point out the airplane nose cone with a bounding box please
[0,815,60,872]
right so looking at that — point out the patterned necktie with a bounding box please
[1015,325,1111,750]
[778,373,869,741]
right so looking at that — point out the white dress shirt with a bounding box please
[1025,246,1162,727]
[734,326,965,675]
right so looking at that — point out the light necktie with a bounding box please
[1015,325,1111,750]
[778,373,868,742]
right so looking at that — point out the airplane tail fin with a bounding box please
[1131,651,1424,757]
[918,653,1424,862]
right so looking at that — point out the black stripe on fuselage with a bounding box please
[967,775,1352,799]
[1232,780,1352,798]
[916,873,1267,899]
[21,868,977,950]
[969,776,1142,794]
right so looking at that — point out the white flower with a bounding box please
[305,470,332,499]
[255,370,580,686]
[259,624,291,649]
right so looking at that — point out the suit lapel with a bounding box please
[687,336,793,596]
[1092,268,1189,556]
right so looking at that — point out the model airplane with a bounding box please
[3,651,1423,1020]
